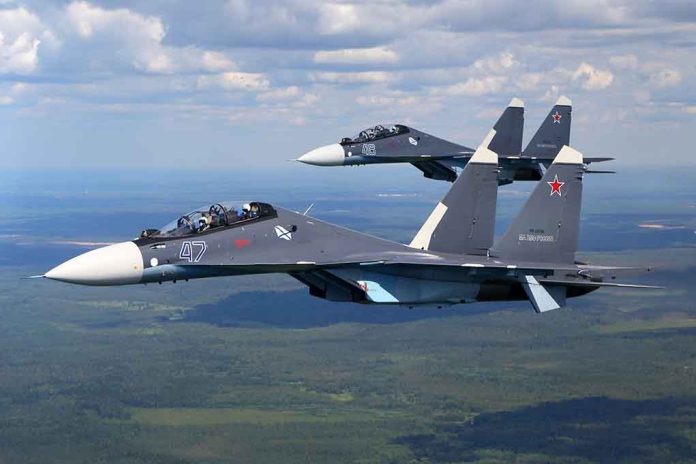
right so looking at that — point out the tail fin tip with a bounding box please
[470,129,498,164]
[556,95,572,106]
[553,145,583,165]
[508,97,524,108]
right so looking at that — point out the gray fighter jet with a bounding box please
[40,130,653,313]
[297,96,613,184]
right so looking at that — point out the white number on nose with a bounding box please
[179,241,207,262]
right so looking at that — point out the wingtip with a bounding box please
[23,275,45,280]
[555,95,572,106]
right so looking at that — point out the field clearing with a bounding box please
[129,406,406,427]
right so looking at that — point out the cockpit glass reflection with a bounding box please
[341,124,409,144]
[140,202,275,238]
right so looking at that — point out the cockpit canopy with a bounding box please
[340,124,409,144]
[140,201,276,239]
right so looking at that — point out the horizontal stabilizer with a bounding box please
[585,170,616,174]
[521,275,566,313]
[584,157,614,163]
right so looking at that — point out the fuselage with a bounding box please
[297,126,549,184]
[43,204,596,307]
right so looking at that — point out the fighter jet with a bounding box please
[40,129,653,312]
[297,96,613,184]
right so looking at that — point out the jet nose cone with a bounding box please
[297,143,345,166]
[45,241,144,286]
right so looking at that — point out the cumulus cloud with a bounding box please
[62,1,236,74]
[572,63,614,90]
[313,47,398,65]
[0,7,49,74]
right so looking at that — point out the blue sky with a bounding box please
[1,0,694,169]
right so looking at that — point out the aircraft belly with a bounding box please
[328,269,479,304]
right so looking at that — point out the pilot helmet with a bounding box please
[242,203,251,212]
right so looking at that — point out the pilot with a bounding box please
[242,203,251,219]
[197,213,212,232]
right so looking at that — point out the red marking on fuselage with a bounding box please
[234,239,251,249]
[547,174,564,196]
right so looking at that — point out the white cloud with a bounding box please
[437,76,508,96]
[317,4,360,35]
[65,1,165,41]
[197,72,270,91]
[310,71,392,84]
[572,62,614,90]
[648,69,682,88]
[313,47,398,65]
[472,52,518,73]
[63,2,236,74]
[0,32,40,73]
[0,7,48,74]
[201,51,236,72]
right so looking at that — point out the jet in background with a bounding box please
[40,126,652,313]
[297,96,613,184]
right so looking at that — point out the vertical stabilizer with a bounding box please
[522,96,572,159]
[488,97,524,157]
[410,129,499,255]
[491,145,584,263]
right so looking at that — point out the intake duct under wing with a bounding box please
[410,160,458,182]
[289,270,366,303]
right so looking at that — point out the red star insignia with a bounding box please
[552,111,562,124]
[234,239,251,249]
[547,174,564,196]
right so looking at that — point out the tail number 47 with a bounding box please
[180,241,207,262]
